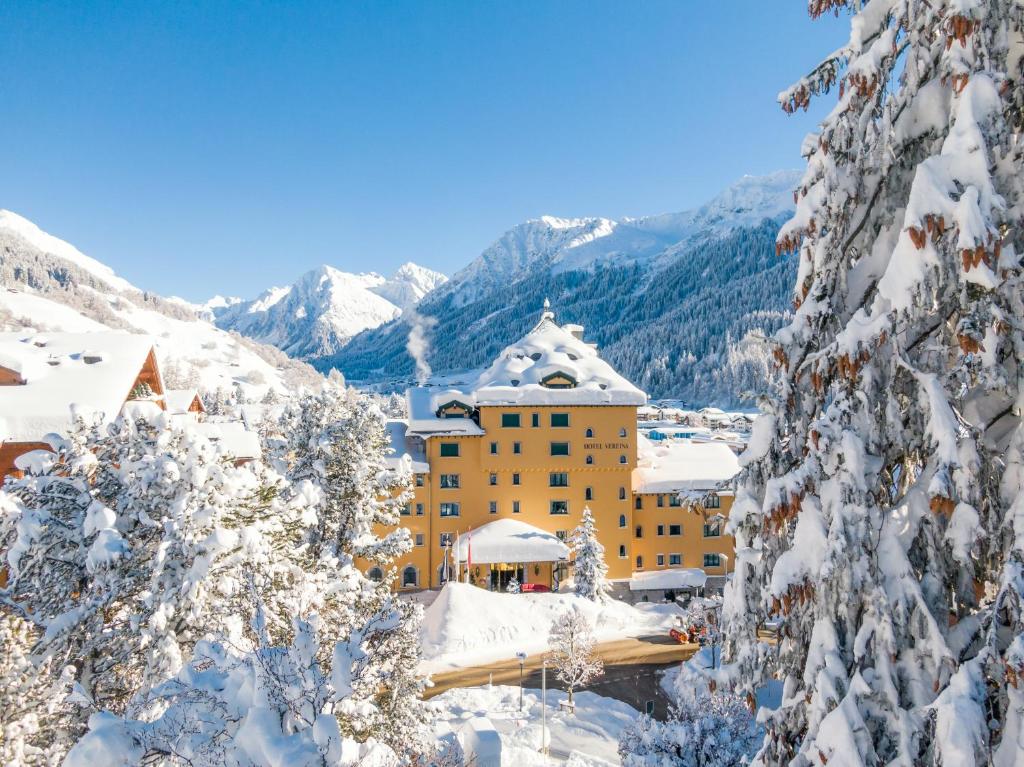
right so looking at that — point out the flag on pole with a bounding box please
[467,527,473,583]
[455,530,461,583]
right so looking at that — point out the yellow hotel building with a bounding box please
[373,302,738,598]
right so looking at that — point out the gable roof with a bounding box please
[0,331,160,442]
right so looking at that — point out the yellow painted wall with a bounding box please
[630,493,735,577]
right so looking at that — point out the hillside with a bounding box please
[322,173,799,407]
[0,210,322,397]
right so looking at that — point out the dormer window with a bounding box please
[540,371,577,390]
[435,400,473,419]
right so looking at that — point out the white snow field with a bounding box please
[431,684,639,766]
[420,583,682,673]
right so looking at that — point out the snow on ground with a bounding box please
[659,648,784,712]
[431,684,637,766]
[421,583,682,673]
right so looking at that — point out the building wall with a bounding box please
[630,492,735,578]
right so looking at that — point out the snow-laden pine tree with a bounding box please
[722,2,1024,764]
[570,506,609,601]
[277,384,431,753]
[547,608,603,706]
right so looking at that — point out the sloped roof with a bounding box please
[629,568,707,591]
[0,331,159,442]
[455,518,570,564]
[164,389,203,414]
[385,419,430,473]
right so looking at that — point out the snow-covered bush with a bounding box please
[721,3,1024,764]
[569,506,608,601]
[618,687,758,767]
[506,575,520,594]
[548,608,603,706]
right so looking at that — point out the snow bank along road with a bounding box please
[425,633,697,702]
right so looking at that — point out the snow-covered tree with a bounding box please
[506,574,520,594]
[618,687,759,767]
[721,3,1024,765]
[547,608,603,706]
[569,506,608,601]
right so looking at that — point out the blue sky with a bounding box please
[0,1,846,301]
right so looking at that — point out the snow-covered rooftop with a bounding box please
[406,387,485,438]
[193,421,261,461]
[0,331,159,443]
[632,436,740,495]
[385,419,430,473]
[628,568,707,591]
[164,389,203,415]
[455,519,570,564]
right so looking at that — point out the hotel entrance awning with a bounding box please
[455,519,570,564]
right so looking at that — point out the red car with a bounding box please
[520,583,550,593]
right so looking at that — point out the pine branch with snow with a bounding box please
[569,506,609,601]
[547,607,603,707]
[719,3,1024,764]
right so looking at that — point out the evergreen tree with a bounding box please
[547,608,603,707]
[570,506,609,601]
[723,3,1024,764]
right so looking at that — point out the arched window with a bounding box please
[618,514,626,528]
[586,455,594,465]
[635,525,643,538]
[618,544,626,558]
[585,427,594,438]
[636,555,643,569]
[619,487,626,500]
[368,567,384,582]
[619,427,628,438]
[619,455,627,464]
[585,487,593,501]
[402,566,418,588]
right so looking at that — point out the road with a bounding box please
[424,634,699,719]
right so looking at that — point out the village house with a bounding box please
[0,331,165,476]
[369,302,739,598]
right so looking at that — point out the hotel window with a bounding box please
[489,473,498,486]
[619,455,627,464]
[549,472,569,487]
[401,504,411,516]
[586,455,594,465]
[619,427,628,438]
[531,413,540,427]
[669,495,682,507]
[556,530,568,541]
[513,473,521,485]
[440,474,460,489]
[669,524,682,536]
[704,495,721,509]
[368,567,384,582]
[550,442,570,456]
[415,534,424,547]
[618,514,626,528]
[618,545,627,559]
[657,524,665,536]
[550,413,570,428]
[439,503,460,517]
[585,427,594,438]
[585,487,593,501]
[703,522,722,538]
[636,555,643,569]
[550,500,569,515]
[669,553,682,566]
[513,501,521,514]
[657,495,665,508]
[704,553,722,568]
[439,442,460,457]
[402,566,418,588]
[440,533,453,547]
[489,501,498,514]
[490,442,499,455]
[635,525,643,538]
[415,474,425,487]
[634,496,642,510]
[501,413,521,428]
[416,503,424,516]
[656,554,665,566]
[513,441,522,455]
[619,487,626,500]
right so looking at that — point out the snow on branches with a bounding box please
[570,505,610,601]
[724,2,1024,765]
[547,607,604,707]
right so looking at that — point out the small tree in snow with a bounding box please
[618,687,759,767]
[548,608,603,707]
[569,506,608,601]
[506,574,520,594]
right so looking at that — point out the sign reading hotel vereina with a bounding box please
[583,442,629,450]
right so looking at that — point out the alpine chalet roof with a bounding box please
[0,331,159,443]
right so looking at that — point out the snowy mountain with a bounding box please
[325,171,802,406]
[210,262,447,360]
[0,210,322,397]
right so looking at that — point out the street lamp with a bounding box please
[515,651,527,712]
[541,658,548,756]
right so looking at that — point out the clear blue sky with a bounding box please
[0,1,845,301]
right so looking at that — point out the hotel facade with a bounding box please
[372,303,737,597]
